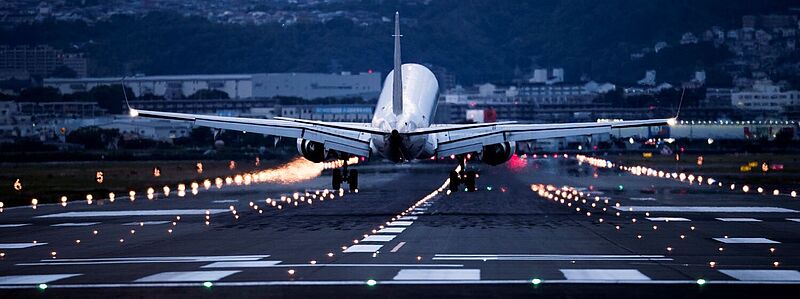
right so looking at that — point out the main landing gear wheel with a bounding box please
[449,170,461,192]
[332,169,342,190]
[348,169,359,190]
[464,170,477,192]
[331,159,359,192]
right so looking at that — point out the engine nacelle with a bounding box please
[480,142,516,166]
[296,139,326,163]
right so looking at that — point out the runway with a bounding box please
[2,156,800,297]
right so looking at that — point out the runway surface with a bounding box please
[2,156,800,297]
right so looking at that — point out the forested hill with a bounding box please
[1,0,796,84]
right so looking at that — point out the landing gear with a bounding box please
[332,158,359,191]
[448,155,478,192]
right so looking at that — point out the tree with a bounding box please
[88,84,133,114]
[49,65,78,78]
[19,86,61,102]
[187,89,229,99]
[66,126,120,150]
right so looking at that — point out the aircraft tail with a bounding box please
[392,11,403,116]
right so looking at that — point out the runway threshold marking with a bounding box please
[202,261,282,268]
[713,237,780,244]
[646,217,691,222]
[398,216,418,220]
[786,218,800,223]
[387,221,413,226]
[390,242,406,252]
[377,227,406,234]
[0,224,31,228]
[432,254,672,261]
[716,218,762,222]
[362,235,396,242]
[0,242,47,249]
[393,269,480,280]
[122,221,171,226]
[343,244,383,253]
[202,263,462,268]
[719,270,800,282]
[17,255,270,266]
[51,222,100,227]
[0,274,81,285]
[35,209,229,218]
[560,269,651,281]
[134,271,240,282]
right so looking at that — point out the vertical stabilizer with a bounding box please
[392,11,403,116]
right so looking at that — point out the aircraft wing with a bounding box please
[131,109,378,157]
[420,118,675,157]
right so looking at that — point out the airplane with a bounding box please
[128,12,676,192]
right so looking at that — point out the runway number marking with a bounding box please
[390,242,406,252]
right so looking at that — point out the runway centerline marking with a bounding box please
[134,271,240,282]
[391,242,407,252]
[202,261,282,268]
[614,206,797,213]
[432,254,672,261]
[0,242,47,249]
[561,269,651,281]
[35,209,229,218]
[51,222,100,227]
[0,224,31,228]
[203,262,462,268]
[713,237,780,244]
[720,270,800,281]
[393,269,480,280]
[716,218,762,222]
[0,274,81,285]
[387,221,413,226]
[122,221,171,226]
[17,255,270,266]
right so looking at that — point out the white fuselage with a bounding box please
[370,63,439,162]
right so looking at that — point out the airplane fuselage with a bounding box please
[370,63,439,162]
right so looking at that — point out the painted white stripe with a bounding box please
[36,209,228,218]
[212,200,239,203]
[561,269,650,281]
[414,208,428,211]
[410,212,425,215]
[387,221,413,227]
[343,245,383,253]
[122,221,171,226]
[716,218,762,222]
[362,235,396,242]
[378,227,406,234]
[135,271,240,282]
[394,269,480,280]
[786,218,800,223]
[646,217,690,222]
[433,254,671,261]
[614,206,797,213]
[0,242,47,249]
[720,270,800,281]
[0,224,31,228]
[630,197,656,201]
[391,242,407,252]
[202,261,282,268]
[0,274,81,285]
[51,222,100,227]
[398,216,418,220]
[713,237,779,244]
[203,262,460,268]
[17,255,269,266]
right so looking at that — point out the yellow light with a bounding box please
[667,118,677,126]
[129,108,139,117]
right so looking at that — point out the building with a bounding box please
[0,45,87,78]
[44,71,382,100]
[731,81,800,112]
[278,105,373,122]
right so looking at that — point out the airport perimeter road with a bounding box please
[2,158,800,298]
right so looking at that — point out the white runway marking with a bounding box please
[432,254,672,261]
[646,217,691,222]
[202,261,282,268]
[0,224,31,228]
[410,212,425,215]
[393,269,480,280]
[614,206,797,213]
[719,270,800,281]
[17,255,269,266]
[391,242,407,252]
[51,222,100,227]
[716,218,762,222]
[786,218,800,223]
[414,208,428,211]
[343,245,383,253]
[378,227,406,233]
[135,271,240,282]
[398,216,418,220]
[362,235,396,242]
[0,274,81,285]
[630,197,657,201]
[211,200,239,203]
[0,242,47,249]
[36,209,228,218]
[713,237,779,244]
[388,221,413,226]
[561,269,651,281]
[122,221,171,226]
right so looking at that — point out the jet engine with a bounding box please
[296,139,326,163]
[480,142,516,166]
